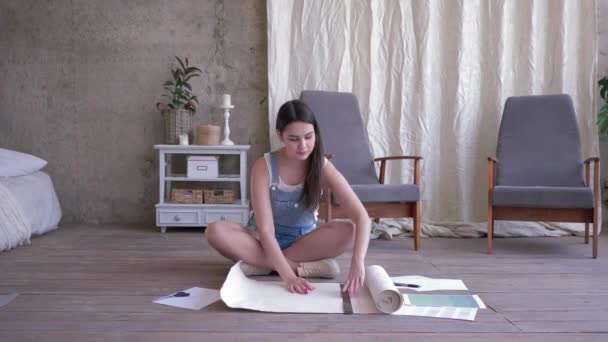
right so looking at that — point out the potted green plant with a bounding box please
[157,56,202,144]
[598,76,608,136]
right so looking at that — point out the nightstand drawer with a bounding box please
[204,210,247,225]
[157,208,202,226]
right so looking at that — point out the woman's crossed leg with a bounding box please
[205,220,355,272]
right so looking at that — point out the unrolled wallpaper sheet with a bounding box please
[220,261,343,313]
[220,262,483,320]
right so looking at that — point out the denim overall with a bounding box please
[248,151,317,249]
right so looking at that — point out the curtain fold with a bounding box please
[268,0,598,228]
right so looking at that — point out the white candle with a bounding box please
[178,133,189,145]
[222,94,231,107]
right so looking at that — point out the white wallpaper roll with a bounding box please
[365,265,404,313]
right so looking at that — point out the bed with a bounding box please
[0,148,62,252]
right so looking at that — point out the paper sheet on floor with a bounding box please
[220,262,481,320]
[153,287,220,310]
[391,275,468,292]
[0,293,18,308]
[396,305,478,321]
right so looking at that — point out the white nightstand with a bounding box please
[154,144,250,233]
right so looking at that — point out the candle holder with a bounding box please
[220,104,235,145]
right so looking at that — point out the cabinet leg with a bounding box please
[160,226,167,233]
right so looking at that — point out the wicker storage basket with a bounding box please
[164,109,193,144]
[204,190,235,204]
[171,189,203,204]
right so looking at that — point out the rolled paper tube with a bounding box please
[365,265,404,313]
[222,94,231,107]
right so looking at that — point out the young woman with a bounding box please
[206,100,370,295]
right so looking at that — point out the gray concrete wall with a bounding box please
[0,0,269,224]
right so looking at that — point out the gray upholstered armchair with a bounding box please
[487,94,600,258]
[300,90,422,250]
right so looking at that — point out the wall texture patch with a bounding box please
[0,0,269,224]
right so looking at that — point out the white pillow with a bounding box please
[0,148,48,177]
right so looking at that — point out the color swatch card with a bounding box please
[403,294,486,309]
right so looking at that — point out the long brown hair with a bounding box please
[276,100,324,210]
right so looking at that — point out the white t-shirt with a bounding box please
[263,153,328,192]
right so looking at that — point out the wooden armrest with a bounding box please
[374,155,423,162]
[374,155,422,186]
[584,157,600,189]
[488,156,498,163]
[585,157,600,163]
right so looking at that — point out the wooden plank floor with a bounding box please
[1,224,608,341]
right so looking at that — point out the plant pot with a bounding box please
[163,109,193,144]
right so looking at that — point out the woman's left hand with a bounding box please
[342,258,365,294]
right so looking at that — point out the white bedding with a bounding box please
[0,171,61,249]
[0,180,31,251]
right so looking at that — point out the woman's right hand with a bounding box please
[284,276,315,294]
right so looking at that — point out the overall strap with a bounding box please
[268,151,280,185]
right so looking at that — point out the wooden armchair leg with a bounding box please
[414,201,421,251]
[593,219,598,259]
[585,223,589,244]
[487,221,493,254]
[487,207,493,255]
[593,201,599,258]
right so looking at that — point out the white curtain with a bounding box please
[267,0,598,236]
